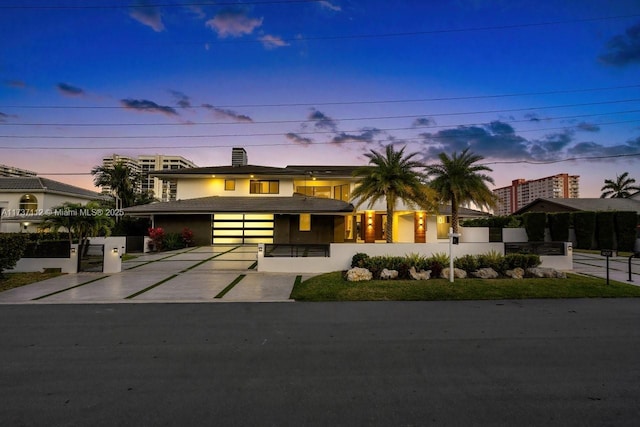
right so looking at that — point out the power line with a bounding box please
[2,107,638,128]
[2,84,640,110]
[0,119,637,146]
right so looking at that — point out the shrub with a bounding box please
[572,211,596,249]
[181,227,194,247]
[162,233,183,251]
[522,212,546,241]
[476,250,504,272]
[148,227,165,251]
[454,254,479,274]
[548,212,570,242]
[0,233,29,277]
[503,253,541,271]
[427,252,449,278]
[596,211,615,250]
[405,252,429,270]
[351,252,369,268]
[614,211,638,252]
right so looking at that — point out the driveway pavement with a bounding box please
[572,250,640,285]
[0,245,310,304]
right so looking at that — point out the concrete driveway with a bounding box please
[0,245,308,304]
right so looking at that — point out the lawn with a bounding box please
[0,272,64,293]
[291,272,640,301]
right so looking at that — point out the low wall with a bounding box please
[89,236,127,255]
[9,244,79,273]
[257,241,573,274]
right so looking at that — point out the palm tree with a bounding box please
[600,172,640,198]
[41,201,114,247]
[424,148,496,233]
[350,145,437,243]
[91,162,141,208]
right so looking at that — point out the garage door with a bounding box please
[212,213,274,244]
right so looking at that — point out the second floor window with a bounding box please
[250,180,279,194]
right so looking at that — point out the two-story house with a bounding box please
[0,177,110,233]
[123,148,488,246]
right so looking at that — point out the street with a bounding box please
[1,300,640,426]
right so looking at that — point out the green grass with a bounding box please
[290,272,640,301]
[0,272,64,293]
[121,253,139,261]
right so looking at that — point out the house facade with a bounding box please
[0,177,110,233]
[124,148,489,246]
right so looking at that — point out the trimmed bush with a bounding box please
[596,211,616,250]
[548,212,570,242]
[522,212,546,241]
[572,211,596,249]
[0,233,29,277]
[162,233,183,251]
[614,211,638,252]
[454,254,479,274]
[351,253,369,268]
[503,253,541,271]
[476,250,504,272]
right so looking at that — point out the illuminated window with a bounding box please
[296,186,331,198]
[224,179,235,191]
[19,194,37,212]
[250,180,279,194]
[334,184,350,202]
[299,213,311,231]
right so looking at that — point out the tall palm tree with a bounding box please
[40,201,114,252]
[91,162,141,208]
[351,145,437,243]
[425,148,496,233]
[600,172,640,198]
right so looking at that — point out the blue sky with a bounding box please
[1,0,639,197]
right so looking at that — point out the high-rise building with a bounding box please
[232,147,248,167]
[0,164,37,177]
[493,174,580,215]
[100,154,197,202]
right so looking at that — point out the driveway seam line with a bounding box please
[215,274,246,299]
[178,246,242,273]
[124,247,200,270]
[32,275,110,301]
[125,274,179,299]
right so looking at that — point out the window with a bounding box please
[225,179,236,191]
[250,180,279,194]
[299,214,311,231]
[296,186,331,198]
[334,184,350,202]
[19,194,38,212]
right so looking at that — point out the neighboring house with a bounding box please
[0,177,110,233]
[124,148,489,246]
[513,197,640,215]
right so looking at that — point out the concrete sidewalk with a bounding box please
[0,245,310,304]
[572,251,640,285]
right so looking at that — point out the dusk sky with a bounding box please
[1,0,639,197]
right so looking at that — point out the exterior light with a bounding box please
[70,247,76,254]
[112,248,119,254]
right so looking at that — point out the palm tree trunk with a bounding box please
[386,206,393,243]
[451,193,459,233]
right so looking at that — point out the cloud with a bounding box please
[129,1,165,32]
[286,132,314,145]
[331,128,382,144]
[577,122,601,132]
[524,113,541,122]
[599,22,640,66]
[528,130,575,159]
[57,82,85,97]
[202,104,253,122]
[259,34,290,49]
[412,117,436,127]
[121,99,178,116]
[0,112,9,122]
[4,79,26,89]
[170,90,192,108]
[419,121,530,159]
[206,9,263,38]
[567,136,640,158]
[308,109,338,131]
[318,1,342,11]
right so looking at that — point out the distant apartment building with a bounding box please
[100,154,197,202]
[0,164,37,177]
[493,173,580,215]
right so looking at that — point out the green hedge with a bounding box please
[615,211,638,252]
[522,212,546,242]
[461,216,521,228]
[572,211,596,249]
[0,234,29,277]
[596,211,616,250]
[548,212,570,242]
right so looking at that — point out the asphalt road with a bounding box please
[2,300,640,426]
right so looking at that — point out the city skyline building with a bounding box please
[493,173,580,215]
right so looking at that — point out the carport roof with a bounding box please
[123,195,355,215]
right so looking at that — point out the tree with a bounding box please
[91,162,141,208]
[425,148,496,233]
[40,202,114,247]
[350,145,437,243]
[600,172,640,198]
[0,234,28,278]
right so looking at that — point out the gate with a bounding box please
[78,244,104,272]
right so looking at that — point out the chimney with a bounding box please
[232,147,248,167]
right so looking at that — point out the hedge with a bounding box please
[572,211,596,249]
[0,234,29,277]
[596,211,616,250]
[614,211,638,252]
[522,212,546,242]
[548,212,570,242]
